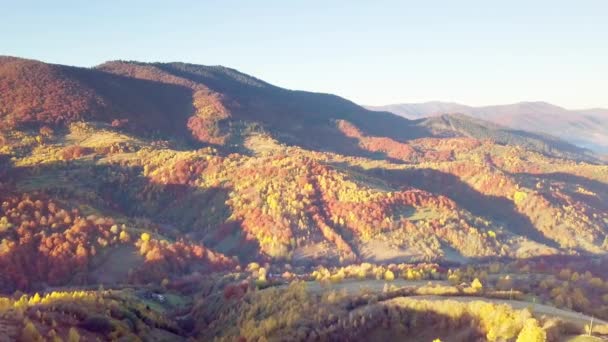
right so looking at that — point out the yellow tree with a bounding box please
[471,278,483,291]
[67,327,81,342]
[119,230,131,242]
[140,232,151,242]
[21,320,44,342]
[516,319,546,342]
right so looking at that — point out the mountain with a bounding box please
[367,101,608,153]
[0,57,430,155]
[1,57,593,162]
[1,55,606,266]
[0,56,608,341]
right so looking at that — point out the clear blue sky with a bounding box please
[2,0,607,109]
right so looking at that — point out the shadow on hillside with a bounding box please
[0,153,11,180]
[151,63,436,151]
[86,64,427,160]
[11,158,262,261]
[512,172,608,209]
[516,253,608,275]
[355,166,559,248]
[65,66,199,144]
[324,300,484,341]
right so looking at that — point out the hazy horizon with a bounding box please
[5,54,607,112]
[364,100,608,111]
[2,1,607,109]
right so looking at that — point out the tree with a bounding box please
[140,232,151,242]
[119,230,130,243]
[247,262,260,272]
[471,278,483,291]
[513,191,527,205]
[255,267,268,288]
[67,327,80,342]
[39,126,54,137]
[21,320,43,342]
[570,272,580,282]
[29,292,41,305]
[384,270,395,281]
[516,319,546,342]
[357,268,367,280]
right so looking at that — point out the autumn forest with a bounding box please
[0,56,607,341]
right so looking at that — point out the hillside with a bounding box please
[368,101,608,153]
[0,57,607,340]
[1,57,607,268]
[0,57,197,140]
[1,57,595,162]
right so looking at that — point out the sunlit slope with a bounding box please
[2,121,607,275]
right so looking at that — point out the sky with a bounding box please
[2,0,607,109]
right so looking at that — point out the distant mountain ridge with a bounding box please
[367,101,608,153]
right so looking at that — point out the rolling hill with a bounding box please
[367,101,608,153]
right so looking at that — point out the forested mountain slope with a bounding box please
[1,56,608,341]
[0,57,608,286]
[0,57,607,293]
